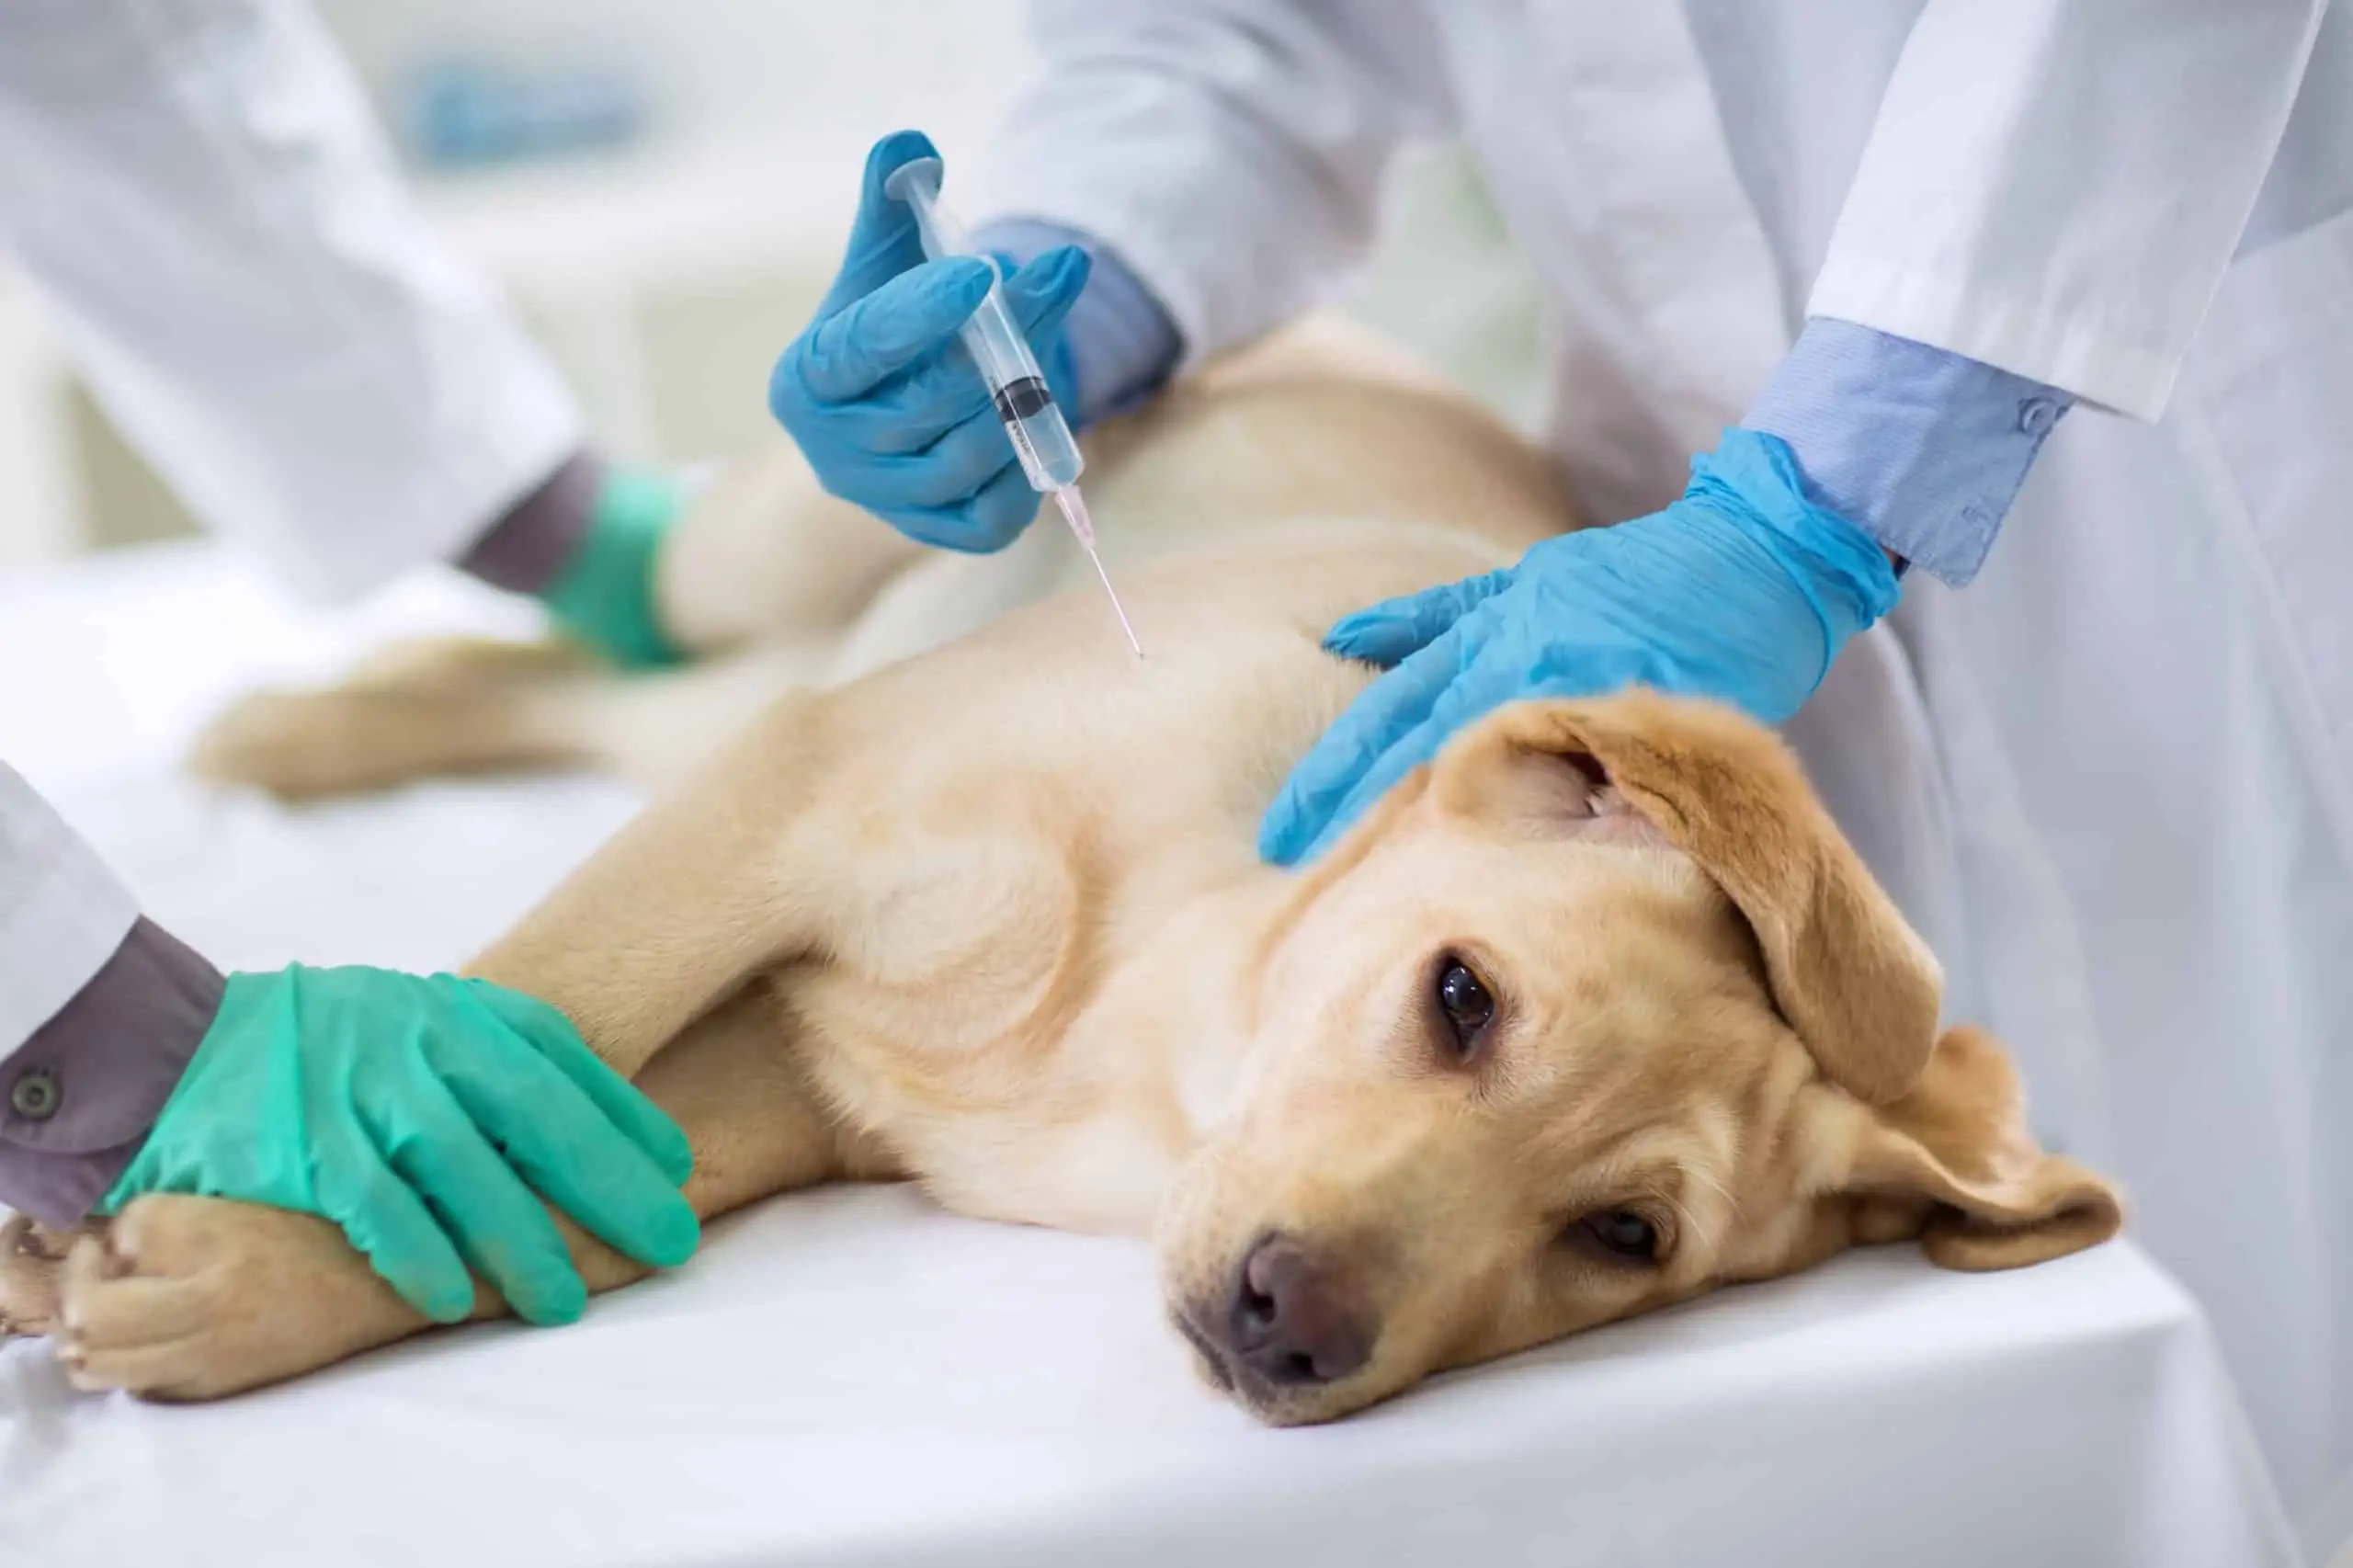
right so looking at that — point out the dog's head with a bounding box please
[1162,691,2120,1424]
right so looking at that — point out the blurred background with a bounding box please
[0,0,1545,569]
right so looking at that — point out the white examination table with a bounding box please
[0,545,2301,1567]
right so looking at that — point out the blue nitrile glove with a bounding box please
[1259,428,1900,866]
[769,130,1091,553]
[537,466,687,668]
[101,966,699,1326]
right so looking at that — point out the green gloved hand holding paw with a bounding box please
[102,966,699,1325]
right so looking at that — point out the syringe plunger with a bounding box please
[884,157,1086,494]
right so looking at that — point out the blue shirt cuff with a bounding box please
[971,218,1184,430]
[1743,318,2073,587]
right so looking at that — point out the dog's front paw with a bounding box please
[54,1194,426,1402]
[0,1212,85,1338]
[52,1196,242,1399]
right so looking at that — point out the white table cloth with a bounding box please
[0,545,2302,1567]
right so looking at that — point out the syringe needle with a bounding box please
[1083,542,1145,660]
[1051,485,1144,659]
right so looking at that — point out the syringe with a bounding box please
[883,156,1143,659]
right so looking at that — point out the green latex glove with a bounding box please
[537,466,687,668]
[101,966,699,1326]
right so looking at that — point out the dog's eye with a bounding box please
[1433,956,1496,1062]
[1575,1210,1659,1263]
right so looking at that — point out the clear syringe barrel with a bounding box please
[883,157,1085,494]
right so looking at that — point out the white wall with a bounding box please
[314,0,1037,161]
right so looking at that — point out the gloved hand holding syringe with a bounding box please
[884,157,1143,658]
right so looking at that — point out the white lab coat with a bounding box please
[982,0,2351,1551]
[0,2,580,1057]
[0,0,579,600]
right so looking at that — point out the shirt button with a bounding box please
[2017,397,2062,437]
[8,1068,60,1122]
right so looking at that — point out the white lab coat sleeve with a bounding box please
[0,0,583,601]
[1811,0,2326,419]
[0,763,138,1058]
[977,0,1452,369]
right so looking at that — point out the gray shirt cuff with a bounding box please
[0,918,224,1227]
[458,450,607,596]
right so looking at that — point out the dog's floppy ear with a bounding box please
[1826,1027,2122,1267]
[1430,691,1941,1103]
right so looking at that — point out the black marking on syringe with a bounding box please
[992,377,1055,422]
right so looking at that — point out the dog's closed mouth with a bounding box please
[1168,1308,1236,1392]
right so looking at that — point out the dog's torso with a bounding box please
[763,520,1506,1231]
[642,323,1583,1234]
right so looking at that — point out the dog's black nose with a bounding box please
[1223,1234,1372,1387]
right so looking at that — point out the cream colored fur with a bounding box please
[0,320,2120,1424]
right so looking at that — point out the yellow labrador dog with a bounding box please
[0,320,2120,1426]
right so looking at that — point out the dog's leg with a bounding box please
[189,639,634,800]
[462,691,835,1080]
[34,987,887,1401]
[655,442,925,658]
[187,443,921,801]
[191,639,830,801]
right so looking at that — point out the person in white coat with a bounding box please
[766,1,2352,1552]
[0,1,706,1324]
